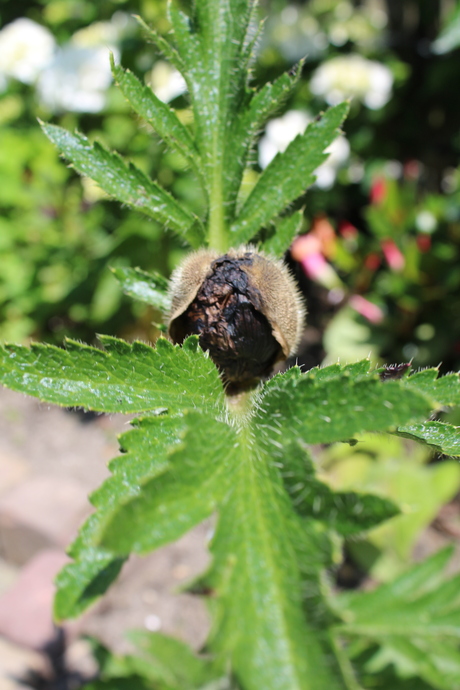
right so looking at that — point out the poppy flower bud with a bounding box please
[167,246,305,386]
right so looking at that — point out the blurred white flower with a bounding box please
[0,18,55,84]
[258,109,350,189]
[37,44,119,113]
[148,61,187,103]
[258,110,310,169]
[316,135,350,189]
[311,55,393,109]
[415,210,437,234]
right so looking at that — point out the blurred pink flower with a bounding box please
[381,238,405,271]
[370,177,387,204]
[310,215,337,258]
[291,231,341,289]
[349,295,384,324]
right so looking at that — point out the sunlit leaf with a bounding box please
[230,103,349,245]
[396,420,460,457]
[111,266,171,312]
[41,123,204,247]
[0,336,223,413]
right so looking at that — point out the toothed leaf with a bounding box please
[262,210,304,256]
[396,421,460,457]
[0,336,223,414]
[112,61,202,181]
[405,368,460,408]
[111,266,171,312]
[230,102,349,244]
[41,123,204,247]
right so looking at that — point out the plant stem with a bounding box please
[208,144,228,253]
[226,386,257,423]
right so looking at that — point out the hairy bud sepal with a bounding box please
[167,246,305,388]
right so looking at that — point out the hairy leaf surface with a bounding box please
[0,336,224,413]
[112,61,203,183]
[111,266,171,312]
[277,441,399,536]
[257,369,432,445]
[225,66,303,222]
[405,368,460,407]
[230,103,349,245]
[136,16,184,73]
[201,419,351,690]
[55,414,185,620]
[41,123,204,247]
[49,356,454,687]
[396,421,460,456]
[100,413,235,554]
[262,210,304,257]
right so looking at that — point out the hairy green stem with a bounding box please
[208,170,228,252]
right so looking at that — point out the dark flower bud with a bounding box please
[167,246,305,386]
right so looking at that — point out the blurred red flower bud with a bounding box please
[404,160,421,180]
[364,252,381,271]
[339,220,358,240]
[416,235,431,253]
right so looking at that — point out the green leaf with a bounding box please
[364,637,460,690]
[308,359,373,383]
[230,102,349,245]
[85,406,350,688]
[334,548,460,690]
[54,550,126,622]
[396,421,460,457]
[99,412,235,554]
[127,631,223,688]
[135,15,185,73]
[73,415,184,555]
[55,414,185,620]
[112,60,204,185]
[173,0,255,250]
[257,367,432,445]
[261,210,304,257]
[326,433,460,581]
[111,266,171,312]
[337,547,460,636]
[54,360,431,687]
[167,2,199,71]
[279,441,400,536]
[225,66,303,223]
[86,632,225,690]
[0,336,224,414]
[240,10,264,77]
[40,123,204,248]
[202,426,348,690]
[405,368,460,408]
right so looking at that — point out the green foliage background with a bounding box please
[1,0,460,371]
